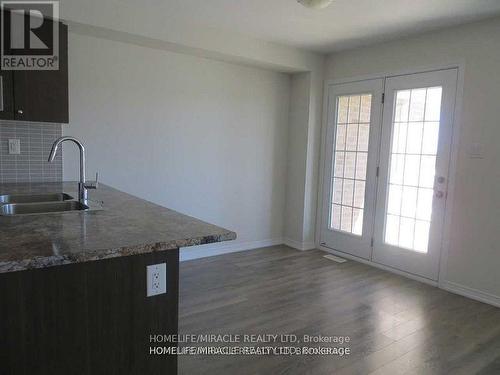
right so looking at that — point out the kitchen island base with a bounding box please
[0,249,179,375]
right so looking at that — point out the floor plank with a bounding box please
[178,246,500,374]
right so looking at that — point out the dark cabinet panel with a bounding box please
[0,249,179,375]
[0,70,14,120]
[13,22,68,123]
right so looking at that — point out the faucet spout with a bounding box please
[48,136,96,204]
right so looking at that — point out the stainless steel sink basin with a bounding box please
[0,193,73,204]
[0,201,90,216]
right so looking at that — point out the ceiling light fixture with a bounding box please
[297,0,334,9]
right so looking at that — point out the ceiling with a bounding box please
[116,0,500,54]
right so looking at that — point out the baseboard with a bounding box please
[180,237,315,261]
[319,245,500,307]
[183,240,500,308]
[283,238,316,251]
[440,281,500,308]
[180,238,283,261]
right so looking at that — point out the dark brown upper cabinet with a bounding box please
[0,69,14,120]
[0,11,68,123]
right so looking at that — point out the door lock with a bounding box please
[435,191,445,199]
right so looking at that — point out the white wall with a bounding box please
[284,70,324,250]
[284,73,310,247]
[325,17,500,301]
[60,3,326,255]
[63,32,291,256]
[303,70,325,247]
[60,0,323,73]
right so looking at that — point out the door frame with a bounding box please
[320,78,384,260]
[315,61,465,286]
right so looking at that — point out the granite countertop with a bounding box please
[0,182,236,273]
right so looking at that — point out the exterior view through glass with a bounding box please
[330,94,372,236]
[384,87,442,253]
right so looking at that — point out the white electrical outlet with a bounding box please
[8,139,20,155]
[146,263,167,297]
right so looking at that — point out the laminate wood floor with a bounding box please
[179,246,500,375]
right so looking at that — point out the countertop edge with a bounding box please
[0,231,237,274]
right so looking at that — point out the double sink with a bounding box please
[0,192,92,216]
[1,136,102,216]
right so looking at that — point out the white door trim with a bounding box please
[315,62,465,286]
[324,60,465,87]
[320,79,384,259]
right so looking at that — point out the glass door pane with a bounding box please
[330,94,372,236]
[384,87,443,253]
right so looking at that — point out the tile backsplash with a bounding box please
[0,121,62,183]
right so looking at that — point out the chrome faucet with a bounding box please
[48,136,98,204]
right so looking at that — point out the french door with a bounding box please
[321,69,458,280]
[320,78,384,259]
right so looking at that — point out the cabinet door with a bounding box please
[13,22,68,123]
[0,70,14,120]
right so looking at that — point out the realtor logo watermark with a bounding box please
[1,1,59,70]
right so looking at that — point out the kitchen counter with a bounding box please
[0,182,236,273]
